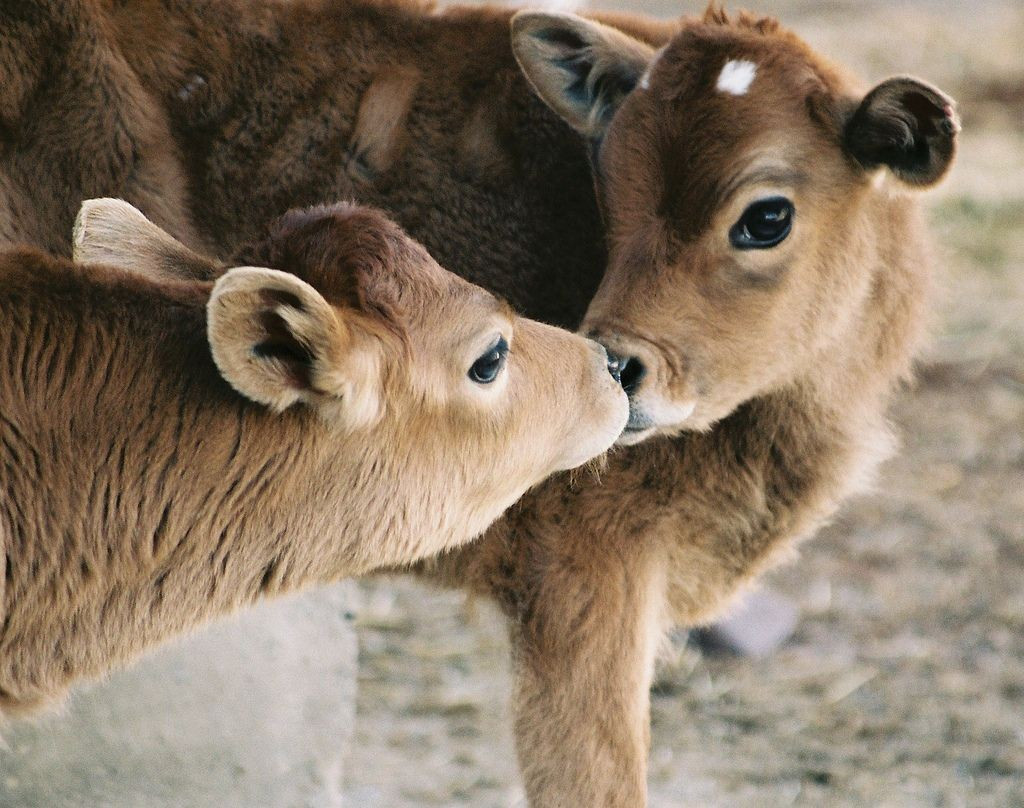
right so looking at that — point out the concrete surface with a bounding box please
[0,584,358,808]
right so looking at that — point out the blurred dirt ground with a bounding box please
[343,1,1024,805]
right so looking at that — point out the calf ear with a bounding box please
[511,12,653,141]
[208,267,383,429]
[73,198,222,281]
[843,77,959,187]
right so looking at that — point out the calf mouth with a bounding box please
[617,406,655,445]
[617,397,699,446]
[625,406,654,432]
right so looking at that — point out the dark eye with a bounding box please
[730,197,794,249]
[468,337,508,384]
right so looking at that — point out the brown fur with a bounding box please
[0,200,627,715]
[0,2,958,804]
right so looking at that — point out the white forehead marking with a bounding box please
[638,46,667,91]
[536,0,581,12]
[717,59,757,95]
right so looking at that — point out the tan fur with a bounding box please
[0,201,627,716]
[348,67,421,181]
[0,2,957,804]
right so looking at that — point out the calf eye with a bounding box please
[730,197,794,249]
[469,337,509,384]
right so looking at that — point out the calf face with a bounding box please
[77,199,628,536]
[229,202,630,475]
[513,10,958,444]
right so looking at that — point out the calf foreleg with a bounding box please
[508,535,667,808]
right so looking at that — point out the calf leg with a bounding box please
[417,464,672,807]
[507,535,667,808]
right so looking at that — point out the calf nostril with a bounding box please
[618,356,646,395]
[605,352,623,384]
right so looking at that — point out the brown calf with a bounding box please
[0,2,957,804]
[469,10,958,803]
[0,199,626,714]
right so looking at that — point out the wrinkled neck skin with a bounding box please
[0,265,493,714]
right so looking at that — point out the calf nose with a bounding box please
[605,350,646,395]
[586,340,622,384]
[605,351,623,385]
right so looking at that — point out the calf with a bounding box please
[464,11,958,804]
[0,199,627,714]
[0,2,957,804]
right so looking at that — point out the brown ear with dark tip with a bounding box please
[511,12,653,141]
[843,77,960,188]
[73,198,222,281]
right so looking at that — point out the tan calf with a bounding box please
[0,2,957,804]
[0,200,627,714]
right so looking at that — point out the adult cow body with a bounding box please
[0,1,957,805]
[1,0,631,324]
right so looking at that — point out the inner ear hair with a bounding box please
[843,77,960,188]
[511,12,653,140]
[207,267,346,411]
[73,198,223,281]
[253,308,316,390]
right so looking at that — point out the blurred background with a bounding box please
[344,1,1024,805]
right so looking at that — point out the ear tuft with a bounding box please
[73,198,221,281]
[511,12,653,141]
[260,288,306,312]
[252,308,316,389]
[844,77,959,188]
[233,203,411,317]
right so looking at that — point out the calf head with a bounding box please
[75,199,628,542]
[513,8,959,444]
[226,202,629,474]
